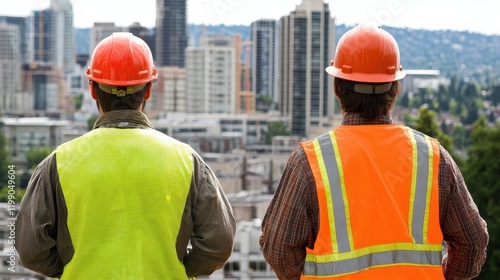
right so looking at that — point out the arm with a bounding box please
[183,153,236,276]
[15,153,65,278]
[259,149,319,280]
[439,147,489,279]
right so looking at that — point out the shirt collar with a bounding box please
[341,113,393,125]
[93,110,154,129]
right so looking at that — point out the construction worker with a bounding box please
[15,32,236,279]
[259,24,488,279]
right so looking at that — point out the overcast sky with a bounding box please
[1,0,499,35]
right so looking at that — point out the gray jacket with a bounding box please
[15,110,236,278]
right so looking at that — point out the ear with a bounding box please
[90,82,98,100]
[144,84,152,101]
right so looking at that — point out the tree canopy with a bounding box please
[464,117,500,279]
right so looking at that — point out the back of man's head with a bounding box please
[325,24,406,118]
[86,32,158,112]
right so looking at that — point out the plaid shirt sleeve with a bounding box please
[259,148,319,280]
[439,146,489,279]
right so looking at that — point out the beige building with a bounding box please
[185,35,237,114]
[153,66,186,115]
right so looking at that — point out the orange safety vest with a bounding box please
[300,124,443,280]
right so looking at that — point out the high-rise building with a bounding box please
[31,1,74,116]
[51,0,75,74]
[279,0,335,137]
[33,9,54,64]
[251,19,278,106]
[0,22,22,114]
[155,0,188,67]
[185,35,237,114]
[33,0,75,74]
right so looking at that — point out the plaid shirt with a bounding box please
[260,113,488,280]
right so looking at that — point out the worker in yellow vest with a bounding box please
[15,32,236,279]
[260,24,488,279]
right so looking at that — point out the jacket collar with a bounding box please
[93,110,154,129]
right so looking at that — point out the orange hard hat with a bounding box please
[86,32,158,88]
[325,24,406,83]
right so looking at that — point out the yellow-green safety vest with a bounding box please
[56,128,193,279]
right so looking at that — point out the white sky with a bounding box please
[1,0,499,35]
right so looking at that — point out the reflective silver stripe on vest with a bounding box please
[304,249,442,276]
[412,130,430,244]
[305,130,439,277]
[318,133,351,253]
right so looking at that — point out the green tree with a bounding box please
[0,185,25,203]
[489,85,500,106]
[436,84,449,111]
[409,94,422,109]
[402,112,415,127]
[420,88,435,109]
[256,95,274,112]
[412,106,463,166]
[450,125,466,151]
[266,121,290,144]
[26,147,53,170]
[462,83,481,125]
[413,107,451,147]
[0,127,24,202]
[396,91,410,108]
[465,116,500,279]
[449,98,458,116]
[458,103,468,121]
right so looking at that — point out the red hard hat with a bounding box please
[86,32,158,87]
[325,24,406,83]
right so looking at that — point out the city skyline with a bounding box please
[1,0,499,35]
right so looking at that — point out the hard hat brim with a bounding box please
[325,66,406,83]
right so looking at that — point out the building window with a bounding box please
[224,261,240,272]
[249,261,268,272]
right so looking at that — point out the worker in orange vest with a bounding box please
[260,24,488,280]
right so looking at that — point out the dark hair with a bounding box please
[93,82,150,112]
[334,78,401,119]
